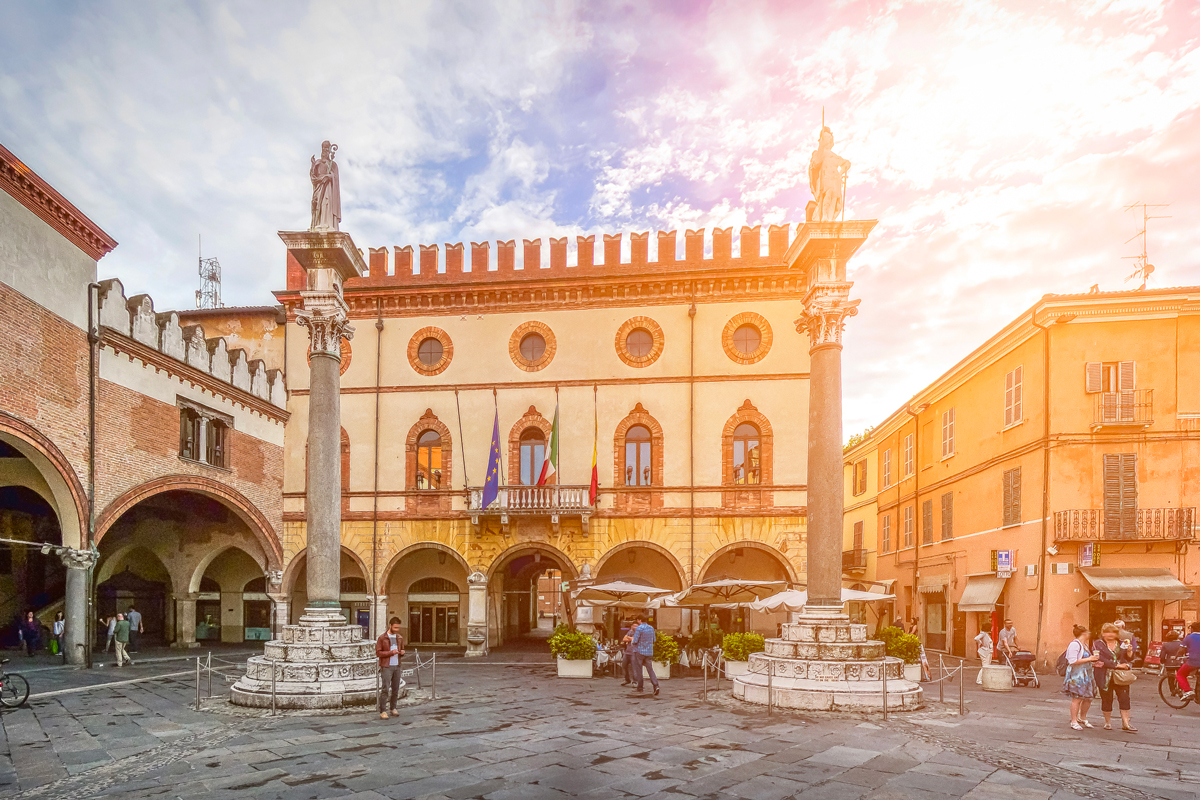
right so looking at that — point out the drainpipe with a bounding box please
[688,290,697,588]
[371,299,383,636]
[905,403,922,633]
[86,282,100,669]
[1031,310,1052,668]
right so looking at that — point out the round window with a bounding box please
[520,333,546,362]
[732,324,761,355]
[417,337,444,366]
[626,328,653,359]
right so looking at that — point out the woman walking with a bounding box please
[1095,623,1136,732]
[1063,624,1099,730]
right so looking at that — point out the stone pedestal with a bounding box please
[733,609,922,711]
[231,607,385,709]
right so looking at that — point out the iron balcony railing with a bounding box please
[1053,507,1195,542]
[842,548,868,570]
[1093,389,1153,427]
[468,484,593,515]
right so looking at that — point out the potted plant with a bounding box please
[721,632,766,677]
[653,630,680,679]
[877,626,922,681]
[548,626,596,678]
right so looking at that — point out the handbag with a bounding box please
[1111,668,1137,686]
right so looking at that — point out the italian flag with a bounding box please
[537,403,559,485]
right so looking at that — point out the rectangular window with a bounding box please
[1089,361,1138,423]
[904,434,914,476]
[853,520,864,551]
[851,460,867,496]
[903,506,914,547]
[881,515,892,553]
[922,499,933,544]
[1102,453,1137,538]
[940,492,953,540]
[882,449,892,488]
[178,399,232,468]
[1002,467,1022,527]
[941,409,956,458]
[1004,366,1023,428]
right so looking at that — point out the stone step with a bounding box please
[780,621,869,643]
[263,640,376,662]
[747,652,904,681]
[764,639,885,660]
[733,673,923,711]
[240,654,378,683]
[279,625,369,645]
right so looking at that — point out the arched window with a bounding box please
[732,423,761,485]
[416,430,443,489]
[340,577,367,594]
[625,425,652,486]
[411,577,459,593]
[520,429,545,486]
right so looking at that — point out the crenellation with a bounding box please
[394,244,413,276]
[549,237,567,271]
[446,242,464,274]
[497,240,515,271]
[713,227,732,260]
[741,225,761,261]
[603,232,621,267]
[248,359,268,400]
[128,295,159,348]
[367,247,388,280]
[577,235,595,268]
[685,228,705,262]
[470,241,489,272]
[768,223,789,258]
[418,243,438,275]
[182,325,209,373]
[631,231,649,267]
[208,337,232,383]
[97,279,131,334]
[229,348,250,392]
[157,311,185,361]
[657,230,677,263]
[522,238,540,271]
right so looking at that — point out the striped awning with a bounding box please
[957,575,1008,612]
[917,574,948,594]
[1080,568,1192,602]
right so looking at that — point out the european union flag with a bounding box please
[481,408,502,509]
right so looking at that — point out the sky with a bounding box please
[2,0,1198,434]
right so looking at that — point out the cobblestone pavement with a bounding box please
[1,652,1197,800]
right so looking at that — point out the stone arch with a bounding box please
[699,540,797,584]
[594,540,686,591]
[282,544,372,595]
[486,541,578,582]
[0,411,87,550]
[405,409,453,491]
[95,476,283,570]
[721,400,774,487]
[380,541,471,590]
[188,543,267,594]
[508,405,552,484]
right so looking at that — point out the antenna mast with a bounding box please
[195,234,223,309]
[1122,202,1170,290]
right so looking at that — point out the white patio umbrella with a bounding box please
[670,579,788,607]
[574,581,674,607]
[749,587,896,613]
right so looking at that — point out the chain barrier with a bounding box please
[191,652,246,711]
[405,650,438,699]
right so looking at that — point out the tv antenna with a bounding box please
[195,235,223,309]
[1122,202,1170,290]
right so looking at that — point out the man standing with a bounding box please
[113,613,132,667]
[619,619,635,686]
[126,605,143,653]
[375,617,405,719]
[629,613,659,697]
[998,619,1018,657]
[974,627,993,685]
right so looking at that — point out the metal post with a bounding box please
[194,657,201,710]
[431,653,437,700]
[958,659,965,716]
[702,652,708,701]
[939,655,944,704]
[415,649,422,690]
[766,660,773,714]
[270,661,277,716]
[882,659,889,721]
[207,652,213,700]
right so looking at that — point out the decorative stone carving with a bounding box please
[809,125,850,223]
[59,547,98,571]
[310,141,341,232]
[296,304,354,359]
[795,282,861,349]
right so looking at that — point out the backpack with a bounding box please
[1056,650,1070,676]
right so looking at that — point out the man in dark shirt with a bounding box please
[1177,621,1200,700]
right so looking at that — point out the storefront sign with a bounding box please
[996,550,1013,578]
[1079,542,1093,567]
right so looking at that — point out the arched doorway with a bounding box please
[382,544,470,648]
[95,546,171,648]
[594,542,687,637]
[0,483,64,650]
[189,547,268,643]
[286,547,372,632]
[487,544,576,648]
[95,487,278,648]
[699,542,795,636]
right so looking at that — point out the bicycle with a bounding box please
[1158,663,1194,710]
[0,659,30,708]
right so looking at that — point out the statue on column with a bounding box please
[310,140,341,232]
[808,126,850,222]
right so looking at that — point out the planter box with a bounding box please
[557,658,593,678]
[903,663,923,682]
[724,660,750,677]
[653,661,671,679]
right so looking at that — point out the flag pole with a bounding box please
[554,385,560,479]
[494,388,505,486]
[454,387,469,488]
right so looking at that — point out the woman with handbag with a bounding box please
[1062,624,1099,730]
[1096,622,1137,732]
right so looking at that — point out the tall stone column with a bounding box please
[60,547,97,666]
[799,281,859,611]
[174,594,199,648]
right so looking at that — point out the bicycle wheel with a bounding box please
[1159,673,1190,709]
[0,673,29,707]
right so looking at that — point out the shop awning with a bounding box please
[957,575,1008,612]
[1080,568,1193,602]
[917,574,948,594]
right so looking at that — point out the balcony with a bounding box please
[468,484,593,532]
[1093,389,1153,429]
[1053,507,1195,542]
[842,548,868,572]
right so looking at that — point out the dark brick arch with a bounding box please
[0,410,88,548]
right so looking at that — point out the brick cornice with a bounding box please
[0,142,117,260]
[99,327,289,424]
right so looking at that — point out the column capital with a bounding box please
[296,296,354,359]
[795,281,860,350]
[59,546,98,570]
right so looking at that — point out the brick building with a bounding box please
[0,142,287,662]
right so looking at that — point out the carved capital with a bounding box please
[795,282,860,349]
[296,295,354,359]
[59,547,99,570]
[468,571,487,587]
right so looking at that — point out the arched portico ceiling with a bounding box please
[699,540,798,584]
[188,544,267,594]
[486,541,578,583]
[95,475,282,570]
[0,413,88,550]
[594,540,686,591]
[380,541,471,589]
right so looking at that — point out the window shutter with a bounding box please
[205,420,216,465]
[941,492,953,540]
[1013,366,1022,422]
[1118,361,1135,390]
[1011,467,1021,525]
[1102,454,1122,538]
[882,516,891,552]
[1101,391,1117,423]
[1002,470,1013,527]
[922,499,933,544]
[1004,370,1014,427]
[1120,453,1137,537]
[858,461,867,494]
[1085,362,1103,393]
[853,520,863,550]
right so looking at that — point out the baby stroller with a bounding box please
[1002,648,1039,687]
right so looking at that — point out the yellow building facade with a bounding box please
[844,287,1199,667]
[275,228,813,649]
